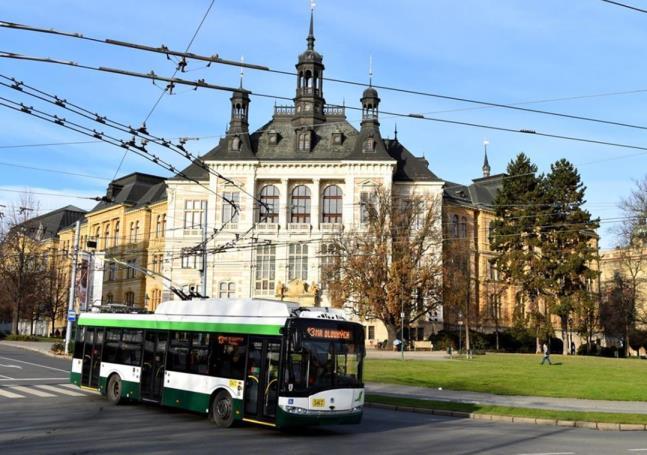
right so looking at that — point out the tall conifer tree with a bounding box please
[542,159,599,353]
[490,153,546,351]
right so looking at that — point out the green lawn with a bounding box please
[365,354,647,401]
[367,394,647,425]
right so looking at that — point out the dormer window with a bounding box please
[268,130,280,145]
[231,135,241,151]
[298,130,311,152]
[363,135,376,153]
[332,131,344,145]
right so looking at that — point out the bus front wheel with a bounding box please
[210,390,234,428]
[107,374,123,405]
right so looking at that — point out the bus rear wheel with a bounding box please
[210,390,234,428]
[107,374,123,405]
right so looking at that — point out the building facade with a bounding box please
[164,14,445,344]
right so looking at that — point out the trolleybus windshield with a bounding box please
[284,319,365,394]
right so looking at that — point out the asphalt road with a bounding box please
[1,344,646,455]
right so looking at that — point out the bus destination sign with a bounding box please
[306,326,352,341]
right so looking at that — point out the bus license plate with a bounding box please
[311,398,325,408]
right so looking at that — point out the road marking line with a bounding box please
[0,374,14,379]
[0,355,68,372]
[9,385,56,397]
[628,450,647,452]
[58,384,99,394]
[0,388,25,399]
[517,453,575,455]
[0,377,67,381]
[35,384,85,397]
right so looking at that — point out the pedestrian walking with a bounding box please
[540,342,552,365]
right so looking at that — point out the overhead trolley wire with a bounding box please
[4,19,647,133]
[600,0,647,14]
[4,51,647,157]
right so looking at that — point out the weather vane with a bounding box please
[239,56,244,88]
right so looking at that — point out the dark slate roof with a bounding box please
[90,172,166,213]
[130,181,167,210]
[384,139,442,182]
[443,174,505,209]
[19,205,86,240]
[174,121,447,184]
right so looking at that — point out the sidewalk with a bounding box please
[366,382,647,415]
[366,350,450,360]
[0,340,69,358]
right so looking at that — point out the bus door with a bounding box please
[141,331,168,402]
[244,337,281,421]
[81,327,103,388]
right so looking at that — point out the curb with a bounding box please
[0,341,71,359]
[364,402,647,432]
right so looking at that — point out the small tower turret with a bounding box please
[482,140,491,177]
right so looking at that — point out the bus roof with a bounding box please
[77,298,351,336]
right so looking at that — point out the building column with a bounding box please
[279,178,289,227]
[312,178,321,229]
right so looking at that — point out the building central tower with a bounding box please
[292,11,326,126]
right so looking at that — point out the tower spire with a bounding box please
[482,139,491,177]
[369,55,373,86]
[307,5,315,50]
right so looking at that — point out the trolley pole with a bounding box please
[64,220,81,353]
[200,207,208,297]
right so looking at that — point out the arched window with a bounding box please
[155,215,162,238]
[125,291,135,306]
[460,216,468,238]
[322,185,343,223]
[114,221,120,246]
[290,185,311,223]
[104,224,111,248]
[451,215,459,238]
[95,226,101,248]
[129,222,136,243]
[106,293,113,304]
[259,185,279,223]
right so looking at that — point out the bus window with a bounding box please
[120,329,144,366]
[73,327,85,359]
[190,333,210,375]
[103,329,121,363]
[167,332,190,372]
[210,335,246,380]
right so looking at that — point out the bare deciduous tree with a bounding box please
[324,186,443,347]
[0,195,47,335]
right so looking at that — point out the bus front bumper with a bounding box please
[276,406,363,427]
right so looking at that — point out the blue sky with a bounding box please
[1,0,646,248]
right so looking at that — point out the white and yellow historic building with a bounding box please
[163,16,445,344]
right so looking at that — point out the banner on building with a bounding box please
[88,252,105,310]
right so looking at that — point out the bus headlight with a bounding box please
[351,405,363,413]
[285,406,308,415]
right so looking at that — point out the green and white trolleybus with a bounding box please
[70,298,365,428]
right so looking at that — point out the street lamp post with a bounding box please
[458,311,463,354]
[400,308,405,361]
